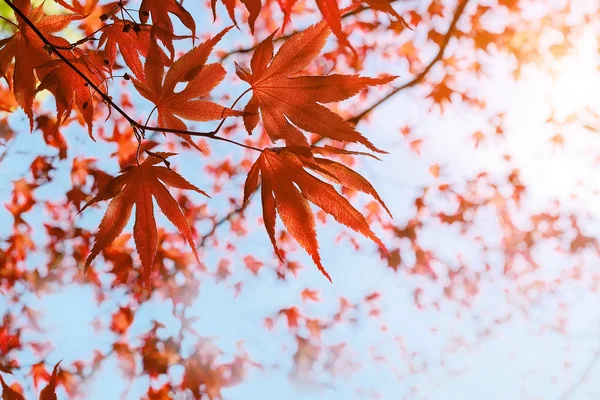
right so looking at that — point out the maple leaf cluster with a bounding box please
[0,0,399,284]
[0,0,597,397]
[0,0,409,392]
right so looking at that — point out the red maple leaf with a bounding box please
[82,153,208,284]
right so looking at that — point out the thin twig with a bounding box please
[557,347,600,400]
[52,24,110,50]
[349,0,470,124]
[199,204,245,247]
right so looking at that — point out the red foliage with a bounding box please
[0,0,596,398]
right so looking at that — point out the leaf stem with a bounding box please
[212,87,252,135]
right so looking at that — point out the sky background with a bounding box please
[1,0,600,399]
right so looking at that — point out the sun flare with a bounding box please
[504,29,600,210]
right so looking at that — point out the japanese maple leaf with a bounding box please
[301,288,320,302]
[211,0,261,34]
[53,0,118,35]
[38,362,60,400]
[98,18,171,79]
[36,115,68,159]
[243,148,389,281]
[314,0,353,51]
[139,0,195,37]
[132,27,242,150]
[181,355,226,400]
[428,79,454,112]
[35,52,108,138]
[0,375,25,400]
[236,22,395,153]
[81,153,208,284]
[110,307,134,334]
[279,306,301,329]
[0,0,80,128]
[277,0,353,51]
[31,363,50,389]
[362,0,411,28]
[146,384,172,400]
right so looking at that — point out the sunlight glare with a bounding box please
[506,29,600,212]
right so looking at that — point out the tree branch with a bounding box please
[199,204,245,247]
[349,0,470,124]
[557,347,600,400]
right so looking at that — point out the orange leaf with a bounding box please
[0,0,81,128]
[38,361,60,400]
[0,375,25,400]
[147,384,172,400]
[362,0,411,27]
[132,28,241,150]
[212,0,261,34]
[300,289,320,302]
[31,363,50,389]
[82,153,208,284]
[98,18,170,79]
[277,0,360,51]
[242,148,389,281]
[309,145,382,160]
[36,53,108,138]
[314,0,354,53]
[296,152,392,217]
[110,307,134,334]
[139,0,195,37]
[279,307,301,329]
[236,22,395,152]
[306,318,323,338]
[243,255,264,275]
[429,163,440,178]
